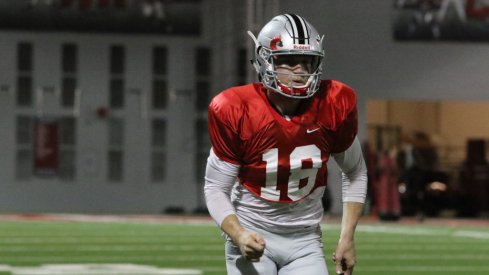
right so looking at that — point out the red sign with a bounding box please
[34,120,59,175]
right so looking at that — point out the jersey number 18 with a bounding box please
[261,144,323,202]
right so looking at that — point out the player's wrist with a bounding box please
[221,214,245,243]
[338,233,355,243]
[232,228,247,242]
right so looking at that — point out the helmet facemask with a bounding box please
[269,53,323,98]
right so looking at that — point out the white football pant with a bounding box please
[224,226,328,275]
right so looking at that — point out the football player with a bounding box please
[204,13,367,275]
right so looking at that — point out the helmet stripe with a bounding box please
[296,15,310,44]
[288,14,306,44]
[284,14,299,44]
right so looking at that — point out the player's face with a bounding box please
[274,55,319,87]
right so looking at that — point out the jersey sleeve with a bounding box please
[207,91,243,164]
[329,82,358,154]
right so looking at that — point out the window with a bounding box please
[107,45,125,181]
[61,77,77,107]
[152,79,167,109]
[62,43,77,73]
[59,117,76,145]
[61,43,78,108]
[109,45,125,108]
[195,118,209,150]
[108,118,124,182]
[151,118,166,182]
[59,150,75,180]
[195,81,209,111]
[152,46,168,110]
[108,117,124,146]
[195,47,211,76]
[108,151,123,182]
[16,150,33,180]
[109,78,124,109]
[195,117,210,181]
[237,48,248,85]
[16,76,33,107]
[17,42,33,107]
[15,116,34,180]
[150,46,168,182]
[59,117,77,180]
[17,42,32,73]
[194,47,212,110]
[152,119,166,146]
[151,151,166,182]
[110,45,125,74]
[194,47,213,180]
[153,46,167,75]
[16,116,33,145]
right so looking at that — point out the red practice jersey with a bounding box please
[208,80,358,203]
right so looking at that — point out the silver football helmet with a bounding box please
[248,14,324,98]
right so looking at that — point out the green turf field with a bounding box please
[0,217,488,274]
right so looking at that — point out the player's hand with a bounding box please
[332,238,356,275]
[235,230,266,262]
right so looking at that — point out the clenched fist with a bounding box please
[235,230,266,261]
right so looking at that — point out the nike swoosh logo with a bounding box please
[307,128,320,134]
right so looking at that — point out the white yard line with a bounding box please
[0,264,202,275]
[356,224,444,235]
[453,230,489,239]
[0,245,224,253]
[358,266,489,272]
[338,224,489,240]
[359,254,489,260]
[0,255,224,262]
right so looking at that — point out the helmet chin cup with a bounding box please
[277,82,308,98]
[248,14,324,99]
[275,74,315,98]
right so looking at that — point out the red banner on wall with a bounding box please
[34,119,59,175]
